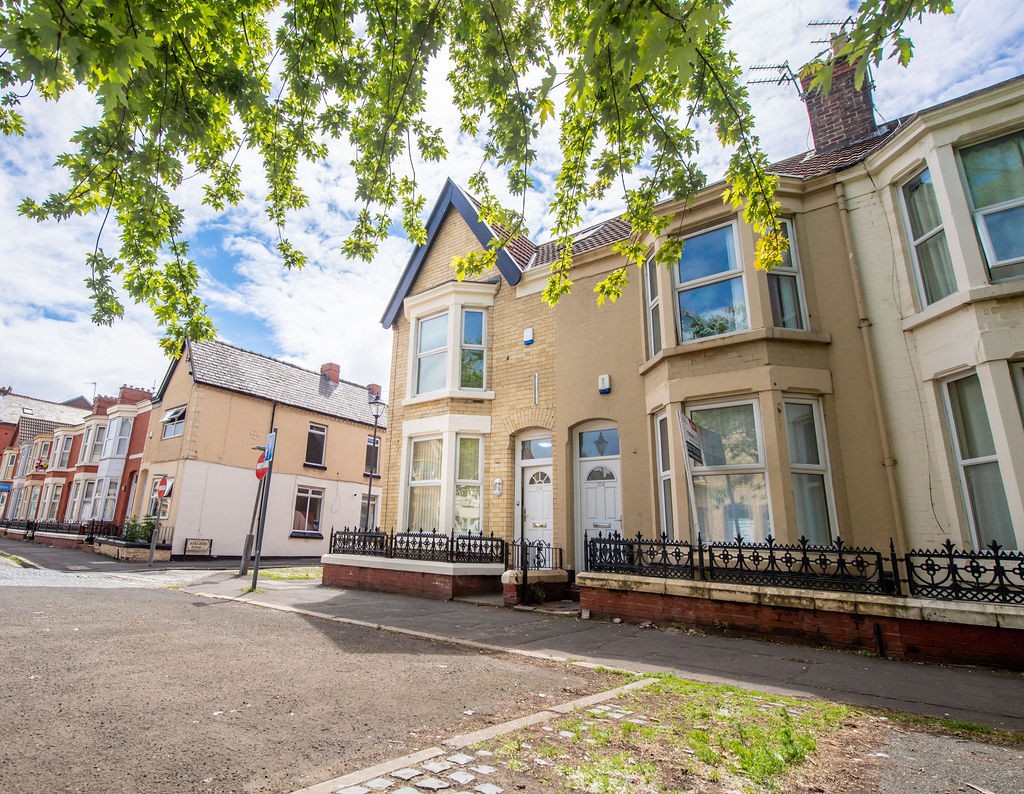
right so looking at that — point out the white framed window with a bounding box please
[900,168,956,305]
[403,281,497,403]
[78,428,92,464]
[292,485,324,534]
[26,486,41,520]
[40,484,51,517]
[416,312,449,395]
[1013,362,1024,421]
[767,219,809,329]
[35,440,51,471]
[2,452,16,479]
[360,494,378,529]
[686,399,770,543]
[14,444,32,477]
[460,309,486,390]
[943,372,1015,549]
[147,476,172,520]
[305,423,327,467]
[53,436,74,469]
[454,436,483,533]
[783,398,836,545]
[654,411,674,539]
[364,435,380,476]
[44,482,64,521]
[100,478,119,521]
[65,481,82,521]
[102,418,132,459]
[89,425,106,462]
[80,480,97,521]
[959,130,1024,281]
[644,260,663,357]
[675,222,748,342]
[408,437,443,529]
[0,490,8,519]
[160,406,186,439]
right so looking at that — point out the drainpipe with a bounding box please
[834,182,908,553]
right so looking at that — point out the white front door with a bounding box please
[522,465,553,546]
[578,458,622,565]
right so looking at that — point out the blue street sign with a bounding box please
[265,431,277,463]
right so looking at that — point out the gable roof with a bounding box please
[381,178,525,328]
[155,339,387,429]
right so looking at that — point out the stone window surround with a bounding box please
[401,280,498,406]
[397,413,492,533]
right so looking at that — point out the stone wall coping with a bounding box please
[501,569,569,585]
[575,572,1024,629]
[322,553,504,578]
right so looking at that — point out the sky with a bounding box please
[1,0,1023,405]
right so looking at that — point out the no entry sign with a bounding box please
[155,476,170,499]
[255,452,269,480]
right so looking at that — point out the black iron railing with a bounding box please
[901,539,1024,605]
[1,517,171,544]
[587,531,696,580]
[329,527,506,565]
[704,535,892,594]
[509,539,563,571]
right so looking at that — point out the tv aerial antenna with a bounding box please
[747,61,804,99]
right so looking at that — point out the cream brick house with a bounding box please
[378,67,1024,579]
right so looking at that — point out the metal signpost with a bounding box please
[250,430,276,590]
[239,454,268,576]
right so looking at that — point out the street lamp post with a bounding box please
[364,389,385,529]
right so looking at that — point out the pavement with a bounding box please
[3,536,1023,742]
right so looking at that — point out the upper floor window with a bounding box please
[767,220,809,329]
[14,444,32,477]
[102,418,132,459]
[89,425,106,461]
[1,452,16,479]
[676,223,748,342]
[416,312,448,394]
[460,309,486,389]
[53,436,73,469]
[161,406,186,439]
[901,168,956,305]
[305,423,327,467]
[78,427,92,464]
[35,440,51,471]
[960,131,1024,281]
[644,261,662,357]
[364,435,380,476]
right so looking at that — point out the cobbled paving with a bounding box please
[0,564,201,589]
[335,750,504,794]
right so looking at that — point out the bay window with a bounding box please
[644,260,662,357]
[100,479,119,521]
[44,482,63,521]
[408,438,443,529]
[404,281,496,401]
[80,480,97,520]
[676,223,748,342]
[403,425,487,533]
[102,418,132,459]
[654,412,674,539]
[454,436,482,533]
[686,400,770,543]
[54,436,73,469]
[959,131,1024,280]
[901,168,957,304]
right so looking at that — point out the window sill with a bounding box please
[640,327,831,375]
[289,531,324,540]
[402,389,495,407]
[363,472,381,479]
[303,463,327,470]
[902,278,1024,332]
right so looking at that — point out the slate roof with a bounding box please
[0,393,91,427]
[178,339,387,429]
[769,119,906,179]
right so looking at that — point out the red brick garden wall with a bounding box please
[581,586,1024,670]
[323,563,501,600]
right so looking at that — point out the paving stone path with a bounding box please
[334,750,504,794]
[0,565,202,589]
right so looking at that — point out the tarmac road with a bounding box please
[0,584,615,793]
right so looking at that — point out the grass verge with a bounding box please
[258,566,322,581]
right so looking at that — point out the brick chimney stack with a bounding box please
[320,362,341,384]
[799,52,877,153]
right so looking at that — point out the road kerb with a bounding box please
[289,746,445,794]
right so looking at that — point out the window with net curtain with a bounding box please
[902,168,956,305]
[408,438,442,529]
[784,400,833,545]
[945,372,1016,550]
[960,131,1024,281]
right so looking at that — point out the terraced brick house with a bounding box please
[370,65,1024,591]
